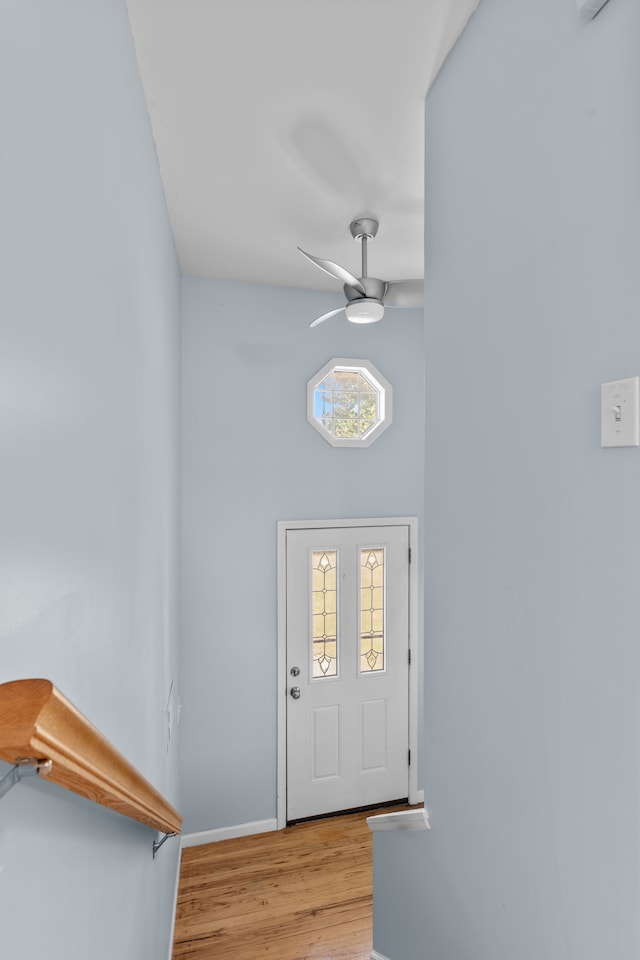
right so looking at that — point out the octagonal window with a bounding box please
[307,358,392,447]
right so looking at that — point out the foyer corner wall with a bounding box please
[0,2,181,957]
[375,1,640,958]
[179,277,424,833]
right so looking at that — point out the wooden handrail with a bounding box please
[0,679,181,836]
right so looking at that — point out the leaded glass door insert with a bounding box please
[360,548,385,674]
[312,550,338,678]
[286,524,410,822]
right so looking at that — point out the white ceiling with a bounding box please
[126,0,479,293]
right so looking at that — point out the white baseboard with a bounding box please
[167,846,182,960]
[371,951,392,960]
[180,818,278,848]
[367,807,430,832]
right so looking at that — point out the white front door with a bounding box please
[285,524,410,822]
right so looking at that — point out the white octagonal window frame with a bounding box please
[307,357,393,448]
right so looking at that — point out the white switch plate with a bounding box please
[601,377,640,447]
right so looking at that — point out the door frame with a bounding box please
[276,516,421,829]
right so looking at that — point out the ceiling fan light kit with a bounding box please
[345,299,385,324]
[298,218,424,328]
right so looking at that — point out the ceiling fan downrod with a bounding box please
[350,218,378,280]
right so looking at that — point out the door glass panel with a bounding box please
[360,548,385,673]
[311,550,338,678]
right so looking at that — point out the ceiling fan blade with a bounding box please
[298,247,366,296]
[383,279,424,308]
[310,307,345,328]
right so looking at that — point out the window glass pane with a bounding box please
[359,395,378,419]
[311,365,385,443]
[319,373,335,391]
[334,419,360,438]
[312,550,338,678]
[333,392,359,417]
[360,548,385,673]
[333,371,361,391]
[359,375,377,394]
[314,391,332,417]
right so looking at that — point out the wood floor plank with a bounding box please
[173,805,413,960]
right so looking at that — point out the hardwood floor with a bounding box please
[172,806,407,960]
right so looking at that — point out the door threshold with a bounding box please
[287,797,410,826]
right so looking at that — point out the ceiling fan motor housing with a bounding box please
[343,277,385,301]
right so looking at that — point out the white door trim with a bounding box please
[277,517,420,830]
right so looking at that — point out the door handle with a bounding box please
[290,686,301,700]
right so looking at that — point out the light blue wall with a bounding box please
[0,2,181,957]
[374,1,640,958]
[180,278,424,832]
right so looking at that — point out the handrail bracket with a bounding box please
[0,757,52,801]
[152,831,178,859]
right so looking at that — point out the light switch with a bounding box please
[601,377,640,447]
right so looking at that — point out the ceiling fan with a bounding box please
[298,218,423,327]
